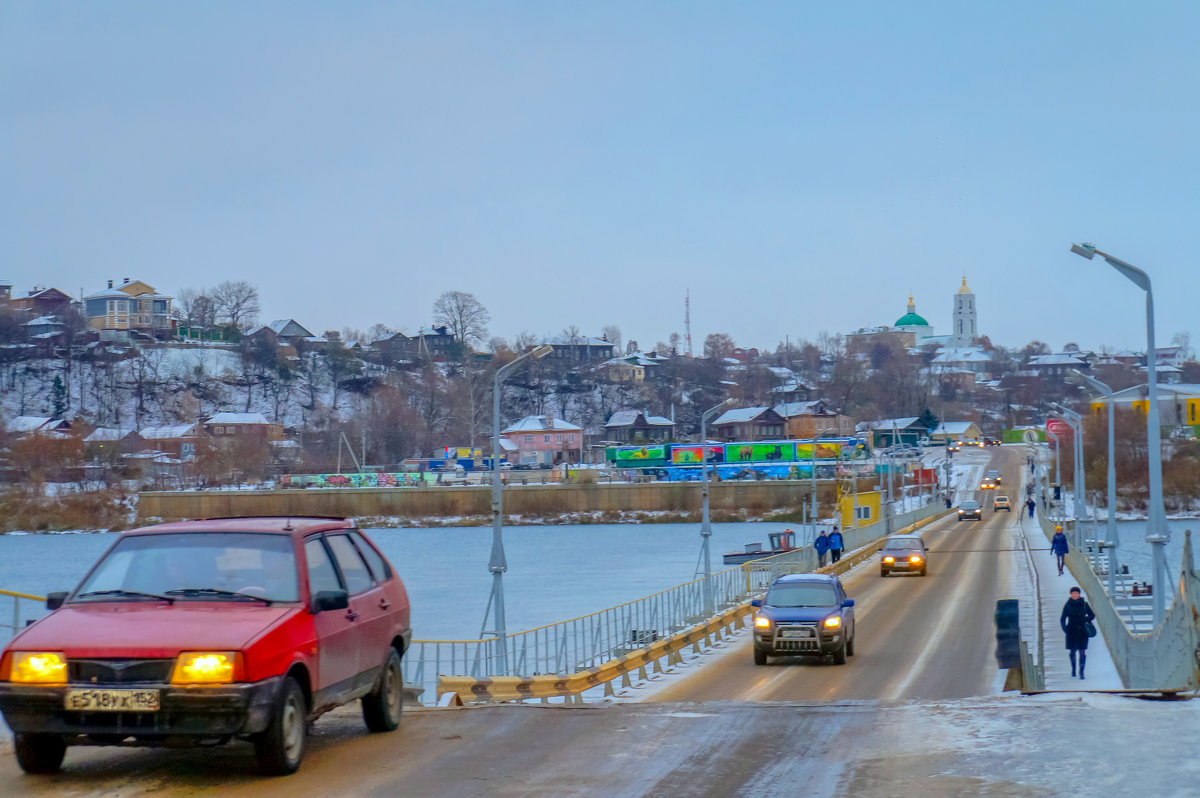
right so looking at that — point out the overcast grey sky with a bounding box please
[3,2,1198,354]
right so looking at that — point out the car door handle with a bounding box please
[346,610,360,621]
[379,599,391,610]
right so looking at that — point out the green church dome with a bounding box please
[895,312,929,327]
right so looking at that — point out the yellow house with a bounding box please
[83,278,174,339]
[838,489,882,530]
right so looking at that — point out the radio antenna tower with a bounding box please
[685,289,693,357]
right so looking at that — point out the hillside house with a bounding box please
[710,407,786,442]
[774,400,856,439]
[83,279,173,340]
[604,410,675,444]
[500,415,583,466]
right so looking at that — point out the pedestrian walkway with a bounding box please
[1015,486,1122,690]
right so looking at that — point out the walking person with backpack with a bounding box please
[1061,586,1096,679]
[814,529,830,568]
[828,526,845,564]
[1051,525,1069,576]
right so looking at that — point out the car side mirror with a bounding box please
[312,589,349,613]
[46,591,68,610]
[751,598,762,608]
[843,599,855,608]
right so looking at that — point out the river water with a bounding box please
[0,521,805,639]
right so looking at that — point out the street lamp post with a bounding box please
[1051,404,1085,551]
[698,398,736,616]
[810,426,835,541]
[1078,372,1119,596]
[480,343,554,673]
[1071,243,1168,624]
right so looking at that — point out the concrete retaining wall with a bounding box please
[137,480,834,523]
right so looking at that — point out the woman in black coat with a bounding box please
[1060,586,1096,679]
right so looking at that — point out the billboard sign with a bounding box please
[671,445,724,465]
[613,445,668,462]
[1046,419,1072,440]
[724,443,795,463]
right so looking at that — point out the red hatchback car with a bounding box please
[0,517,411,776]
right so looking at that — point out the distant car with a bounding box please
[993,495,1012,512]
[879,535,928,577]
[967,439,985,448]
[0,517,412,776]
[947,442,962,452]
[751,573,855,666]
[986,469,1002,484]
[957,500,982,520]
[979,478,996,490]
[985,437,1001,446]
[498,463,514,471]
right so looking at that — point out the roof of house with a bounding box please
[712,407,777,425]
[139,424,197,439]
[605,410,674,428]
[865,417,922,430]
[539,335,613,347]
[502,415,583,433]
[85,428,138,442]
[7,416,67,433]
[773,401,831,418]
[931,421,978,434]
[1028,354,1087,366]
[206,412,272,425]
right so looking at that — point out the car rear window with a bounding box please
[766,583,838,608]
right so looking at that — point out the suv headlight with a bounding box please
[910,555,922,563]
[5,652,68,684]
[883,556,894,563]
[823,616,842,629]
[754,616,771,629]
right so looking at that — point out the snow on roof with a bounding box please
[140,424,197,439]
[502,415,583,433]
[207,412,272,425]
[85,428,137,442]
[712,407,772,425]
[605,410,674,428]
[7,416,60,432]
[932,348,992,363]
[25,315,63,326]
[539,335,612,347]
[866,417,921,430]
[499,439,518,451]
[773,401,828,418]
[1028,354,1087,366]
[31,332,63,339]
[931,421,977,434]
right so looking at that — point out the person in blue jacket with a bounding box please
[1051,525,1069,576]
[814,530,830,567]
[828,526,845,563]
[1061,586,1096,679]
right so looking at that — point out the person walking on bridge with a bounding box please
[1051,525,1069,576]
[828,526,844,564]
[1061,586,1096,679]
[814,529,830,568]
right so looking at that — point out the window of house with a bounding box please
[106,299,130,315]
[556,435,563,444]
[213,426,225,435]
[854,506,872,521]
[543,434,550,443]
[568,434,575,443]
[525,435,532,443]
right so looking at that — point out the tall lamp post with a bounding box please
[1077,371,1119,596]
[480,343,554,673]
[1051,404,1086,551]
[698,398,736,616]
[1071,243,1167,624]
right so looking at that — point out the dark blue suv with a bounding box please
[751,573,856,665]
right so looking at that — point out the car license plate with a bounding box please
[65,689,160,712]
[780,629,812,639]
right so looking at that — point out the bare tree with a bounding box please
[432,291,490,347]
[703,333,735,360]
[601,325,622,352]
[175,287,217,330]
[212,281,261,331]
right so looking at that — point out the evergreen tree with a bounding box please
[51,375,67,419]
[918,407,939,432]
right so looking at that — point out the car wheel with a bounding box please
[14,733,66,774]
[255,676,307,776]
[880,568,888,577]
[920,566,927,576]
[846,634,855,657]
[753,646,767,666]
[832,637,848,665]
[362,647,404,732]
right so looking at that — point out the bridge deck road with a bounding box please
[649,445,1023,703]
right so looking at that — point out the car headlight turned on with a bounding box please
[910,555,922,563]
[4,652,68,684]
[754,616,771,629]
[171,652,243,684]
[823,616,841,629]
[883,556,895,563]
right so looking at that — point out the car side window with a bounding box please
[305,538,343,594]
[350,531,391,582]
[327,534,375,595]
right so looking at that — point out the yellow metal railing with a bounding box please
[1,587,46,640]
